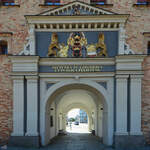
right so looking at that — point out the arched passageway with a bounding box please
[40,80,114,146]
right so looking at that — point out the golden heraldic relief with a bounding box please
[48,32,107,58]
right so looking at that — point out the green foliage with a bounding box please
[68,117,75,122]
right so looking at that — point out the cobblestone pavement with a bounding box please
[4,133,150,150]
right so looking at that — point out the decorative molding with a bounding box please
[34,22,121,31]
[11,75,24,81]
[19,24,35,56]
[19,37,31,55]
[23,1,128,55]
[39,72,115,78]
[39,58,115,66]
[25,76,39,80]
[38,1,114,16]
[115,74,129,79]
[118,24,126,54]
[9,56,39,72]
[25,14,128,32]
[124,43,135,55]
[130,74,144,79]
[115,55,146,75]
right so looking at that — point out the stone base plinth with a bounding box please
[58,130,67,135]
[114,135,145,149]
[8,136,40,148]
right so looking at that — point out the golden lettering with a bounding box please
[52,65,103,73]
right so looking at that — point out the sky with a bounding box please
[67,109,80,118]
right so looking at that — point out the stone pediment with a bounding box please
[38,1,115,16]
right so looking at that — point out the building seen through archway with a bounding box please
[66,109,89,133]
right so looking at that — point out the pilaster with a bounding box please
[25,76,39,136]
[115,75,128,135]
[29,24,36,55]
[118,24,126,55]
[59,113,63,131]
[11,76,24,136]
[130,75,143,135]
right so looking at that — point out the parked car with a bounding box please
[74,121,79,125]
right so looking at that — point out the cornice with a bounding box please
[25,15,129,31]
[25,14,129,23]
[9,56,40,63]
[39,57,115,66]
[115,55,146,63]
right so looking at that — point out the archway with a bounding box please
[40,79,114,146]
[56,89,97,135]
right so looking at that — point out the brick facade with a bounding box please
[0,56,12,145]
[142,56,150,145]
[0,0,150,145]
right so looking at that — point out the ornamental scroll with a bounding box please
[48,32,107,58]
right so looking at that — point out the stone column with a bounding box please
[63,113,67,131]
[130,75,143,135]
[91,112,95,135]
[29,24,36,55]
[59,113,63,131]
[88,116,91,131]
[25,76,38,136]
[59,113,63,134]
[11,76,24,136]
[115,75,128,135]
[118,24,126,55]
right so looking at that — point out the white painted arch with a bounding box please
[40,79,114,146]
[56,89,97,134]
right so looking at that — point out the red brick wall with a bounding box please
[0,56,12,145]
[142,56,150,145]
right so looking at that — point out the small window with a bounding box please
[1,0,15,6]
[137,0,150,4]
[91,0,106,5]
[148,41,150,55]
[0,41,7,55]
[45,0,61,5]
